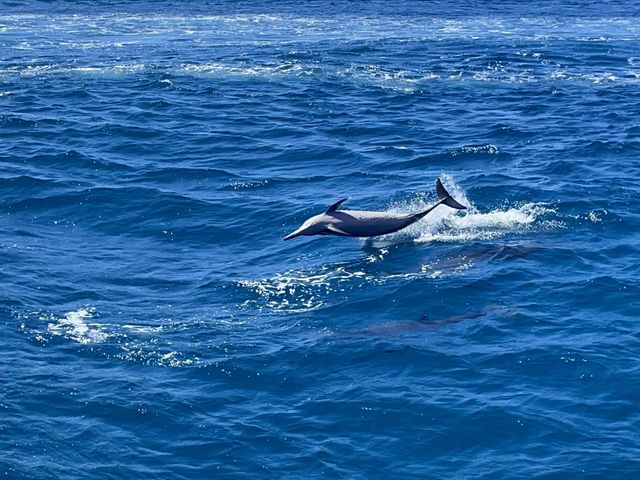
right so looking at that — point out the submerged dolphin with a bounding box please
[283,178,466,241]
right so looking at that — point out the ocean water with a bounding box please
[1,0,640,478]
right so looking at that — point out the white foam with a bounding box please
[340,65,439,93]
[238,266,370,313]
[179,61,306,78]
[415,203,551,243]
[122,324,164,334]
[116,343,198,367]
[452,144,499,156]
[19,307,202,367]
[0,63,147,77]
[47,307,108,344]
[2,58,638,86]
[375,174,558,244]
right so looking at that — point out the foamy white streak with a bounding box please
[375,174,556,244]
[48,308,108,344]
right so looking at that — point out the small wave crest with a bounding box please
[339,65,439,93]
[179,61,310,78]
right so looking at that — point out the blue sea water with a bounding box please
[1,0,640,478]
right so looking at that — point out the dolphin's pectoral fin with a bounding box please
[325,198,348,214]
[325,225,351,236]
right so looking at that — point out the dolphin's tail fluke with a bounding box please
[412,178,467,221]
[436,178,467,210]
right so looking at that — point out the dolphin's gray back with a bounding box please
[328,210,419,237]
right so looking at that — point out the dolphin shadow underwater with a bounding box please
[284,178,466,241]
[343,303,514,342]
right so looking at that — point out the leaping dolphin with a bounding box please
[283,178,467,241]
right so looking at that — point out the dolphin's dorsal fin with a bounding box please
[325,198,348,214]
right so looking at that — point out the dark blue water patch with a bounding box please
[391,144,511,173]
[0,174,84,198]
[128,165,239,187]
[575,138,640,157]
[7,150,136,176]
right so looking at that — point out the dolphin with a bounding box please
[283,178,467,241]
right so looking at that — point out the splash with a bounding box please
[16,307,200,367]
[378,174,558,244]
[415,203,554,243]
[47,307,108,344]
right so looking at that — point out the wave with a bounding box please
[6,48,635,90]
[0,63,149,77]
[2,61,639,87]
[2,13,639,38]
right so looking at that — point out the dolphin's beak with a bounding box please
[283,226,305,241]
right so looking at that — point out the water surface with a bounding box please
[1,1,640,478]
